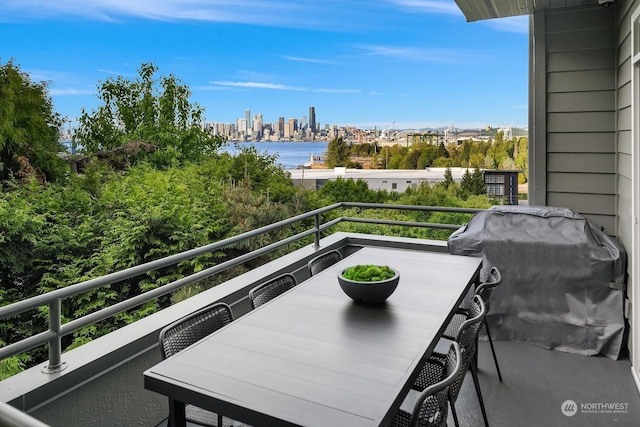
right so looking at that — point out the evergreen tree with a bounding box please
[471,167,486,195]
[437,142,449,159]
[460,168,472,194]
[443,167,454,189]
[325,136,351,168]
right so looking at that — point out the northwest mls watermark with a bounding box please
[561,400,629,416]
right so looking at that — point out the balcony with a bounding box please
[1,203,638,426]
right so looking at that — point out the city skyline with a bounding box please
[0,1,529,130]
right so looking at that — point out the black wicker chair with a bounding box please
[443,266,503,381]
[391,342,462,427]
[307,250,343,276]
[248,273,297,309]
[159,303,244,427]
[414,295,489,427]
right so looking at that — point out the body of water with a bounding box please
[224,141,329,170]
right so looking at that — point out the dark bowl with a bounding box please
[337,267,400,304]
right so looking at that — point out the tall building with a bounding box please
[245,109,251,133]
[253,113,263,139]
[278,117,285,138]
[288,118,298,134]
[238,118,248,136]
[309,107,316,133]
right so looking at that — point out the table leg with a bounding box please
[168,398,187,427]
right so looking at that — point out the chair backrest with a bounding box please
[249,273,297,309]
[449,295,486,403]
[475,266,502,311]
[455,295,486,348]
[409,342,462,427]
[159,303,233,359]
[307,250,343,276]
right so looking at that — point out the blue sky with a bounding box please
[0,0,529,130]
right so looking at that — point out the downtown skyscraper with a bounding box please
[309,107,316,133]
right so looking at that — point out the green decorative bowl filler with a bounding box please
[338,265,400,304]
[341,265,396,282]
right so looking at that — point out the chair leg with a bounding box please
[484,323,502,382]
[448,390,460,427]
[470,360,490,427]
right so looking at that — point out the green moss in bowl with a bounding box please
[338,265,400,304]
[341,265,396,282]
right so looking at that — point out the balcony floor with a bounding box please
[156,339,640,427]
[453,339,640,426]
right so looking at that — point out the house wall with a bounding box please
[532,5,618,234]
[533,3,637,361]
[616,0,639,379]
[616,0,636,301]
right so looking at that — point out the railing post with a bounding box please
[42,298,67,373]
[314,214,321,248]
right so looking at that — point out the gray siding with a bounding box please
[616,0,637,357]
[533,5,618,234]
[616,0,635,277]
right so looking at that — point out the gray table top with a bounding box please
[145,247,482,426]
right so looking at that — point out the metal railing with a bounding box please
[0,401,49,427]
[0,202,480,373]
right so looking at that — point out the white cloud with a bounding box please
[388,0,463,16]
[0,0,308,24]
[282,56,335,65]
[210,81,308,91]
[24,69,65,82]
[49,88,94,95]
[355,44,481,64]
[208,80,360,94]
[97,68,135,76]
[314,88,360,94]
[484,15,529,35]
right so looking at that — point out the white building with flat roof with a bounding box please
[288,167,468,192]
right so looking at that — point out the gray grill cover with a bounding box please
[447,206,627,360]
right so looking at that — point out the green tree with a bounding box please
[211,144,296,203]
[459,140,472,167]
[436,142,449,159]
[317,178,390,203]
[75,62,223,168]
[515,137,528,183]
[0,153,303,375]
[325,136,351,168]
[460,168,472,192]
[0,59,67,184]
[443,167,454,189]
[471,167,486,195]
